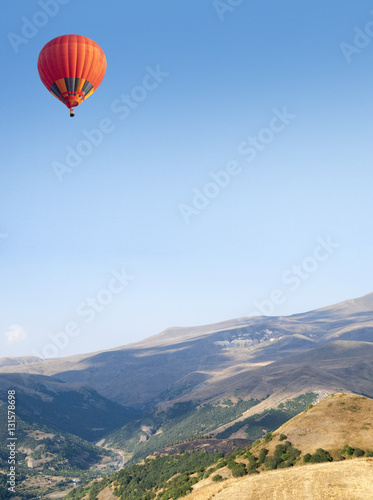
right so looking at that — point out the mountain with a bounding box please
[0,356,41,368]
[0,372,138,442]
[0,293,373,467]
[2,292,373,410]
[79,393,373,500]
[1,293,373,498]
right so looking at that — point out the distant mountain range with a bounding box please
[0,292,373,481]
[2,292,373,407]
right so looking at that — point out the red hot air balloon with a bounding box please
[37,34,107,117]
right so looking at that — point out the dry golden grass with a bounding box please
[96,486,117,500]
[256,393,373,456]
[82,483,117,500]
[186,459,373,500]
[187,393,373,500]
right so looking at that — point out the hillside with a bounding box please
[0,405,121,500]
[0,357,41,368]
[255,392,373,455]
[1,294,373,497]
[186,393,373,500]
[0,373,138,442]
[78,393,373,500]
[104,393,317,464]
[186,459,373,500]
[2,293,373,412]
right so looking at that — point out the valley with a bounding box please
[1,293,373,498]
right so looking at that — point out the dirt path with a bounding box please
[116,449,126,470]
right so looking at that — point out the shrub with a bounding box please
[263,432,273,443]
[212,474,223,482]
[308,449,333,463]
[303,453,311,463]
[273,444,287,461]
[247,454,257,468]
[341,445,354,457]
[264,442,300,470]
[366,449,373,458]
[354,448,365,457]
[279,434,287,441]
[264,456,278,470]
[231,463,247,477]
[258,448,268,465]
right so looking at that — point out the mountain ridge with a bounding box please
[1,293,373,498]
[1,292,373,412]
[3,291,373,367]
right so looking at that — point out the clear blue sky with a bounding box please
[1,0,373,358]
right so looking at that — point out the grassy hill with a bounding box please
[79,393,373,500]
[254,392,373,455]
[186,459,373,500]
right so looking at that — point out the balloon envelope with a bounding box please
[37,34,107,116]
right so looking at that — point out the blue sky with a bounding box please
[1,0,373,358]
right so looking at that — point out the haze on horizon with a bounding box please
[1,0,373,358]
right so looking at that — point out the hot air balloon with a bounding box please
[37,34,107,117]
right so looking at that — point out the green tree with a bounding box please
[258,448,269,465]
[263,432,273,443]
[308,449,333,463]
[231,463,247,477]
[341,445,354,456]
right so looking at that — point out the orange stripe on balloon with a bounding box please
[56,78,67,93]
